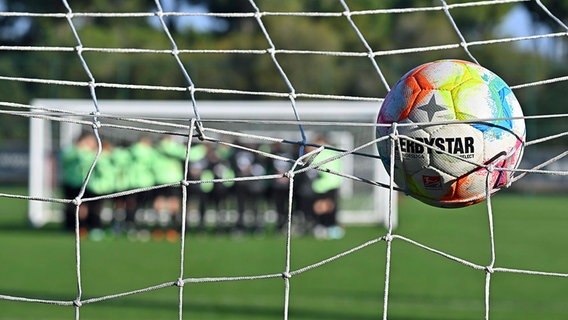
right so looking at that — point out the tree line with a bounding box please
[0,0,566,145]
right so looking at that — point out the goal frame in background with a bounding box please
[28,99,397,228]
[0,0,564,319]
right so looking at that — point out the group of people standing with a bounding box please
[60,132,344,240]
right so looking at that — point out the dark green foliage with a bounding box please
[0,1,566,144]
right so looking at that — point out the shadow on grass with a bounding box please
[0,288,453,320]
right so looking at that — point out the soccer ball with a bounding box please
[376,59,525,208]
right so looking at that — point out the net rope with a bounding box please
[0,0,567,319]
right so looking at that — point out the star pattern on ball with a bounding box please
[416,95,447,121]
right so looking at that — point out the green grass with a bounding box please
[0,188,567,319]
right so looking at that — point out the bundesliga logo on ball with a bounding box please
[376,59,526,208]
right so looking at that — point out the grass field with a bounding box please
[0,186,567,320]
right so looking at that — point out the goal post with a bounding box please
[28,99,397,228]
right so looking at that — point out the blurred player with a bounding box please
[60,132,97,232]
[298,135,344,239]
[232,142,268,234]
[152,135,186,231]
[267,143,294,233]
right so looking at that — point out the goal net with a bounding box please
[0,0,567,319]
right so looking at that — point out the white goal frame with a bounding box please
[28,99,397,228]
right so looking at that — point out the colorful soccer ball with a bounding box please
[376,59,525,208]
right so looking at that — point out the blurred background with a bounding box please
[0,1,567,320]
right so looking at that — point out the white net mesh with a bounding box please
[0,0,567,319]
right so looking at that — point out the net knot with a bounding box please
[72,197,82,206]
[92,121,102,129]
[281,272,292,279]
[181,180,190,187]
[175,278,184,287]
[383,234,394,242]
[194,121,206,141]
[485,266,494,274]
[388,133,399,141]
[73,299,82,307]
[284,171,294,179]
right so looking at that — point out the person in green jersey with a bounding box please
[128,135,159,228]
[108,142,136,232]
[60,132,97,231]
[84,139,117,231]
[297,135,344,239]
[152,136,186,229]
